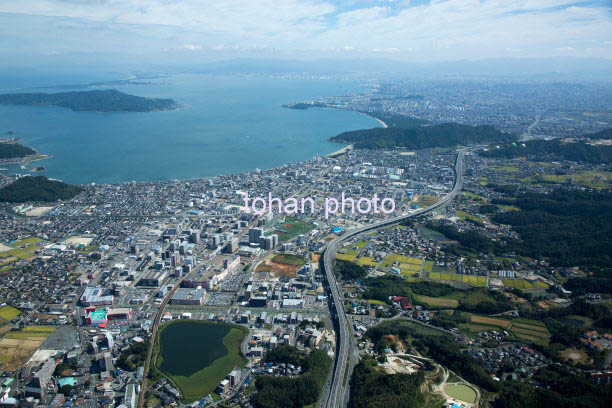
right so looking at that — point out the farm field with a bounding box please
[336,252,357,262]
[415,295,459,309]
[427,272,487,287]
[0,306,21,321]
[464,315,550,343]
[470,315,511,328]
[0,326,55,371]
[503,279,537,290]
[358,256,378,267]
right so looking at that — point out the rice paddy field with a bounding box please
[428,272,487,287]
[335,244,427,278]
[414,295,459,308]
[0,306,21,322]
[463,315,550,343]
[0,237,42,272]
[357,256,378,266]
[0,326,55,371]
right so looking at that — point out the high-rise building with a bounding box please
[249,228,263,244]
[260,236,274,250]
[190,230,200,244]
[225,238,239,253]
[270,234,279,249]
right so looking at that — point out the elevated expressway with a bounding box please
[319,150,465,407]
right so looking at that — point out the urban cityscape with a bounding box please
[0,1,611,408]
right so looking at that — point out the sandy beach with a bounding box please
[326,144,353,157]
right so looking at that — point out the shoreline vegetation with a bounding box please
[152,320,248,402]
[283,101,390,128]
[0,89,180,112]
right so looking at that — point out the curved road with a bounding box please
[319,150,465,408]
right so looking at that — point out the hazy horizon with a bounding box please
[1,0,610,75]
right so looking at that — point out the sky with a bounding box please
[0,0,610,64]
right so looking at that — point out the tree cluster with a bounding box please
[253,348,332,408]
[0,176,83,203]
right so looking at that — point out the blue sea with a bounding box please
[0,72,380,184]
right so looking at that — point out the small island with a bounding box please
[0,176,83,203]
[0,89,180,112]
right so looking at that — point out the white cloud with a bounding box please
[0,0,610,60]
[182,44,202,50]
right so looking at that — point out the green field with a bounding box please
[337,253,357,262]
[379,319,450,338]
[445,384,477,403]
[154,320,248,402]
[414,295,459,309]
[274,217,314,241]
[455,210,486,223]
[504,279,537,290]
[417,195,440,207]
[272,253,306,266]
[417,226,450,242]
[0,306,21,321]
[12,237,42,246]
[4,326,55,340]
[358,256,378,266]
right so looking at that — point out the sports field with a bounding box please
[274,217,314,241]
[445,384,477,403]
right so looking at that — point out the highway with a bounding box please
[319,150,465,408]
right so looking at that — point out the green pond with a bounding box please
[158,321,230,377]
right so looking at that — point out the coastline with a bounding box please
[1,102,380,185]
[284,103,389,129]
[326,144,353,158]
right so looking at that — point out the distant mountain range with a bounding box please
[0,89,179,112]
